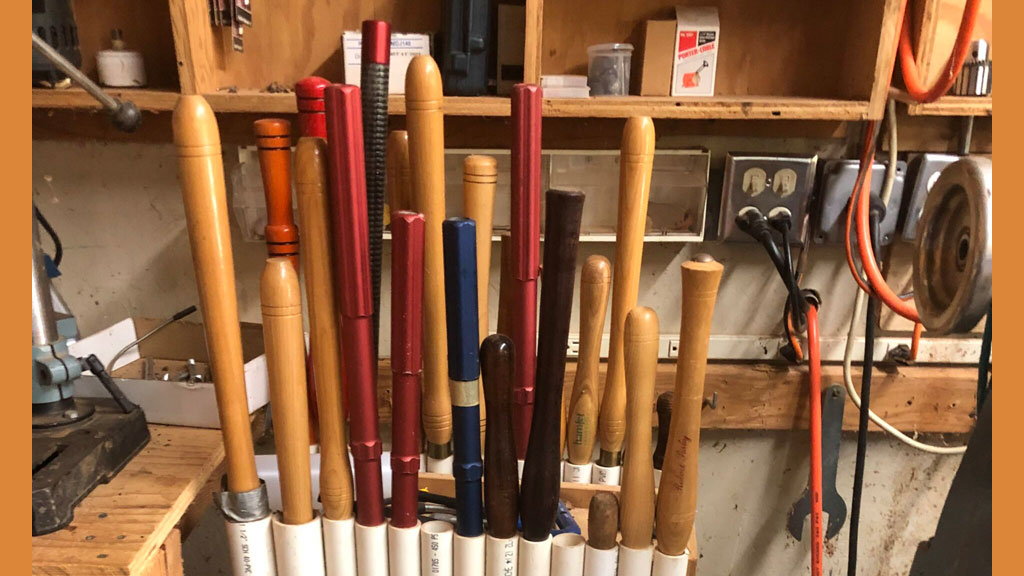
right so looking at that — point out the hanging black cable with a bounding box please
[849,201,884,576]
[34,205,63,268]
[977,304,992,413]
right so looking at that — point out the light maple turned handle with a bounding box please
[387,130,412,213]
[598,116,655,462]
[618,307,659,550]
[463,154,497,444]
[173,95,259,494]
[261,258,314,525]
[655,256,723,556]
[567,255,611,465]
[294,137,353,521]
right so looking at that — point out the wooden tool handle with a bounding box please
[655,255,723,556]
[482,334,519,539]
[173,95,258,494]
[406,55,452,451]
[653,391,673,472]
[463,155,497,444]
[261,258,313,524]
[619,307,659,549]
[567,255,611,465]
[598,116,655,460]
[295,76,329,139]
[496,233,514,338]
[520,189,584,542]
[254,118,299,268]
[587,492,619,551]
[295,137,353,521]
[387,130,412,213]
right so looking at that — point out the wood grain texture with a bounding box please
[567,256,611,465]
[618,307,659,550]
[587,492,619,551]
[71,0,179,89]
[598,116,655,460]
[295,137,354,521]
[655,258,723,556]
[481,334,520,539]
[387,130,412,213]
[406,56,452,450]
[32,427,224,575]
[260,258,313,524]
[172,95,258,493]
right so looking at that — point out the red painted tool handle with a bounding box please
[325,83,384,528]
[295,77,330,139]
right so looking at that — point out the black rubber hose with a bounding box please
[849,206,883,576]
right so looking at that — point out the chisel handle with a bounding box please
[390,211,425,529]
[598,116,655,462]
[406,55,452,454]
[482,334,519,539]
[619,307,659,549]
[655,255,723,556]
[387,130,411,213]
[443,218,484,537]
[520,189,584,542]
[173,95,258,493]
[567,255,611,465]
[254,118,299,268]
[261,258,313,525]
[295,137,353,521]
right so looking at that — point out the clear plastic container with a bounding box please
[587,43,633,96]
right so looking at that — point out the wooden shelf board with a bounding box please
[34,89,869,120]
[892,89,992,116]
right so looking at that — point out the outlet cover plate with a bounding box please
[901,153,959,242]
[815,159,907,246]
[719,154,818,243]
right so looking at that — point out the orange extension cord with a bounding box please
[806,303,824,576]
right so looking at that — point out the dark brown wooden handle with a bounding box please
[653,391,673,471]
[588,492,620,551]
[482,333,519,539]
[520,189,585,542]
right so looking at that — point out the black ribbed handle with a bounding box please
[361,60,390,356]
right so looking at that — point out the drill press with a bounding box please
[31,207,149,535]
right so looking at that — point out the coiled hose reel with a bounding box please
[913,157,992,335]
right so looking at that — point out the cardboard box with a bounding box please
[635,20,676,96]
[497,4,526,95]
[341,31,432,94]
[671,7,719,97]
[69,317,270,428]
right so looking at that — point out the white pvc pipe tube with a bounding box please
[562,461,593,483]
[591,464,621,486]
[517,459,525,480]
[485,534,519,576]
[551,533,586,576]
[454,533,485,576]
[427,455,455,474]
[653,469,662,492]
[272,513,326,576]
[388,522,421,576]
[617,544,653,576]
[651,548,690,576]
[518,535,552,576]
[323,516,357,576]
[355,522,389,576]
[583,545,618,576]
[225,515,277,576]
[421,520,455,576]
[419,454,428,472]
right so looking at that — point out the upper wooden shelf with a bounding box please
[891,89,993,117]
[33,88,870,120]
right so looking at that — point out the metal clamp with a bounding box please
[214,478,272,523]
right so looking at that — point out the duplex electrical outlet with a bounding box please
[901,153,958,242]
[815,159,907,246]
[718,154,817,243]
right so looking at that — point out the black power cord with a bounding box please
[848,200,884,576]
[34,205,63,268]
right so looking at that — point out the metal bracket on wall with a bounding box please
[815,159,906,246]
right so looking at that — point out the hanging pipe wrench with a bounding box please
[788,385,848,541]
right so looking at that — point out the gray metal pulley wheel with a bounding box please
[912,157,992,335]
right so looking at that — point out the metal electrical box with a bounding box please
[718,154,817,242]
[815,159,907,246]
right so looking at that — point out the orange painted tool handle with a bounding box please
[260,258,314,525]
[255,118,299,269]
[173,95,259,494]
[598,116,655,462]
[295,137,354,521]
[655,255,723,556]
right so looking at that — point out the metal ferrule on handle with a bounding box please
[510,83,543,461]
[390,211,425,530]
[520,190,584,543]
[295,77,330,139]
[443,218,485,538]
[325,84,385,528]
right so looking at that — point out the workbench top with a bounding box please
[32,425,225,575]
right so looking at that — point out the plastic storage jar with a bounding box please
[587,43,633,96]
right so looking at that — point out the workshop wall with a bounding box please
[32,137,965,575]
